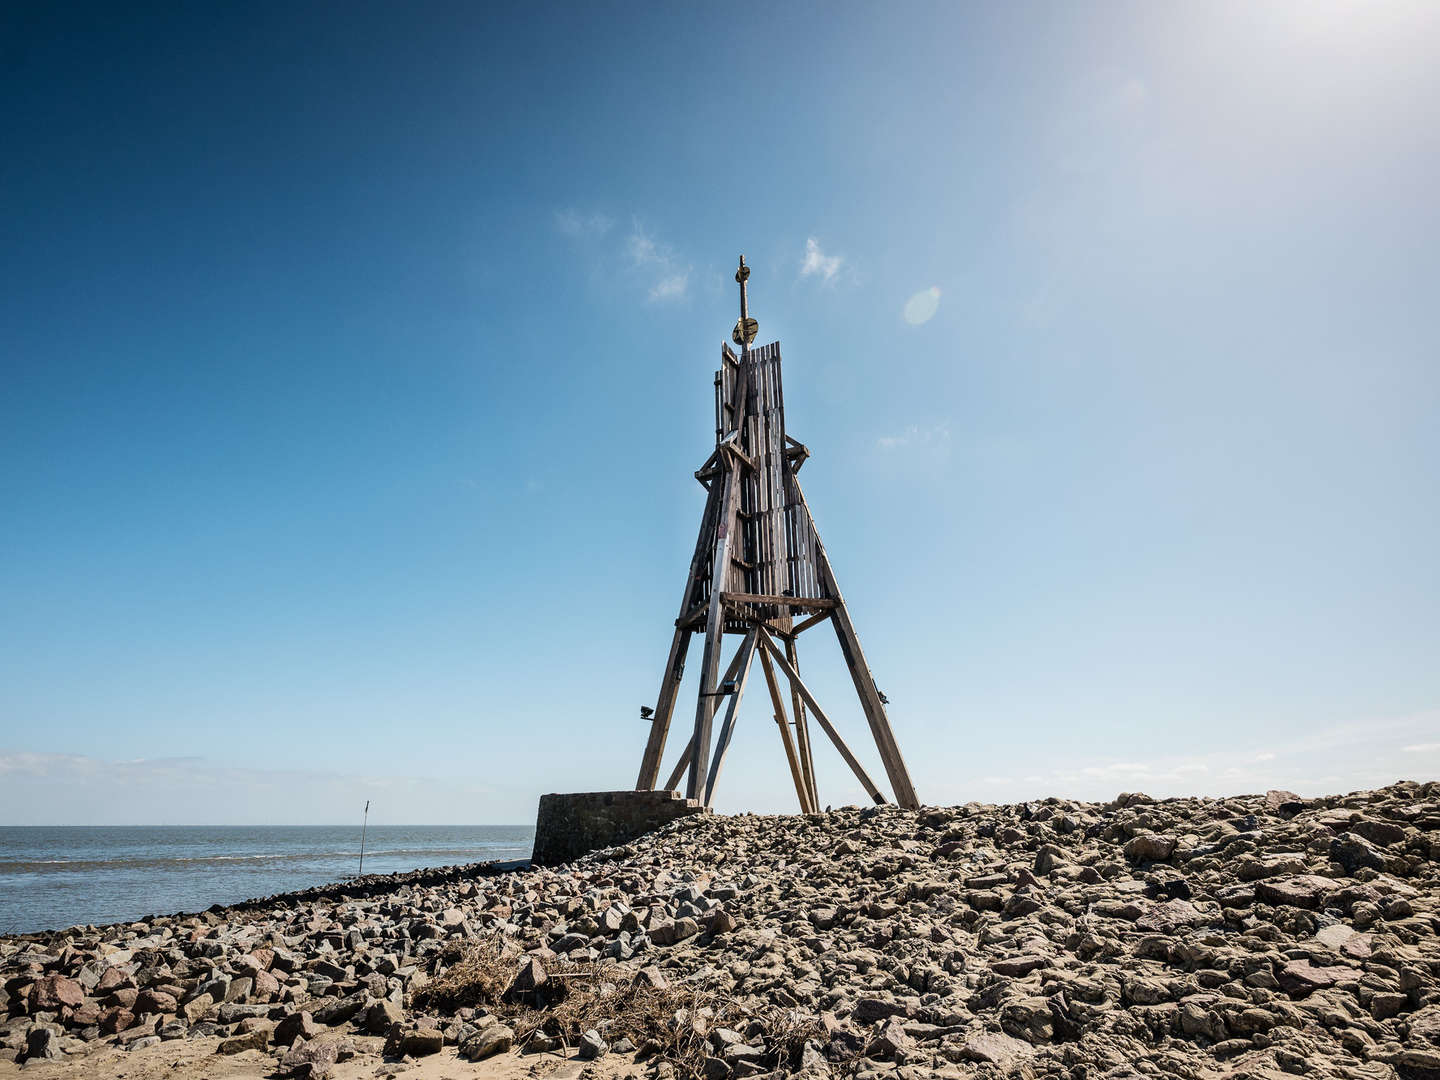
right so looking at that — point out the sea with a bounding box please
[0,825,535,936]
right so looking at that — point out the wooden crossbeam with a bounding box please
[791,478,919,809]
[790,609,832,635]
[720,592,836,611]
[755,626,885,805]
[758,643,813,813]
[786,635,818,810]
[703,629,759,806]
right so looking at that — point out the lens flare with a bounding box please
[903,286,941,325]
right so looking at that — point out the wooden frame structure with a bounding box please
[635,257,919,812]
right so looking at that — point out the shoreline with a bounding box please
[3,782,1437,1078]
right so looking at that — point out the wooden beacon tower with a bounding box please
[635,257,919,812]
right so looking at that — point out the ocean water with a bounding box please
[0,825,534,936]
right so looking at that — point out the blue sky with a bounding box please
[2,2,1436,825]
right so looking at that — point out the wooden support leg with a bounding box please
[638,481,721,791]
[756,627,886,805]
[636,627,691,790]
[786,636,820,811]
[703,629,759,806]
[663,737,692,792]
[663,638,750,793]
[687,466,742,800]
[758,644,813,813]
[792,476,920,809]
[828,599,919,809]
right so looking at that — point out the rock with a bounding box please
[853,997,911,1023]
[134,989,178,1014]
[990,954,1049,977]
[275,1011,319,1046]
[31,975,85,1012]
[217,1027,268,1054]
[1277,959,1362,997]
[461,1020,513,1061]
[1410,1004,1440,1044]
[399,1028,444,1056]
[1331,834,1386,874]
[1255,875,1339,909]
[578,1028,609,1059]
[505,957,547,1000]
[1135,898,1208,933]
[956,1030,1032,1067]
[280,1037,340,1079]
[99,1006,135,1034]
[24,1027,61,1062]
[364,999,404,1034]
[1350,818,1406,846]
[870,1016,913,1059]
[649,917,700,945]
[181,992,214,1023]
[1124,834,1177,863]
[1265,789,1307,814]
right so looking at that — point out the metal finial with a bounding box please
[732,255,758,349]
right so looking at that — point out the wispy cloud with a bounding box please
[627,221,690,303]
[800,237,844,283]
[553,208,614,238]
[1405,742,1440,753]
[877,422,951,451]
[649,274,688,302]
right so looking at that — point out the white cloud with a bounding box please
[553,208,613,237]
[877,422,951,452]
[1404,742,1440,753]
[626,222,691,304]
[800,237,844,283]
[649,274,689,302]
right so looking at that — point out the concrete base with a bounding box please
[531,790,708,867]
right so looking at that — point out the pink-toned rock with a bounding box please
[1136,899,1208,934]
[95,968,135,994]
[99,1006,135,1034]
[1255,875,1339,910]
[31,974,85,1011]
[135,989,178,1014]
[252,968,281,1002]
[1278,959,1361,997]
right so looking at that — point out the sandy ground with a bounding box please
[0,1036,637,1080]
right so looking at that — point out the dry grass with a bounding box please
[412,937,828,1077]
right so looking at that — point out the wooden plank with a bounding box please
[686,353,750,800]
[790,610,833,635]
[791,478,920,809]
[703,629,759,806]
[786,634,819,810]
[720,592,836,610]
[636,480,722,789]
[758,644,813,813]
[756,627,886,805]
[662,736,692,792]
[635,627,691,790]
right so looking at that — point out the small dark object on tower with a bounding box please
[639,705,655,721]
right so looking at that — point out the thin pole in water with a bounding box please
[358,801,370,876]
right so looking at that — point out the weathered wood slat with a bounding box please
[720,592,836,610]
[703,629,759,806]
[758,643,813,813]
[756,627,885,804]
[791,477,919,809]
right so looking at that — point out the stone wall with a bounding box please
[531,790,708,867]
